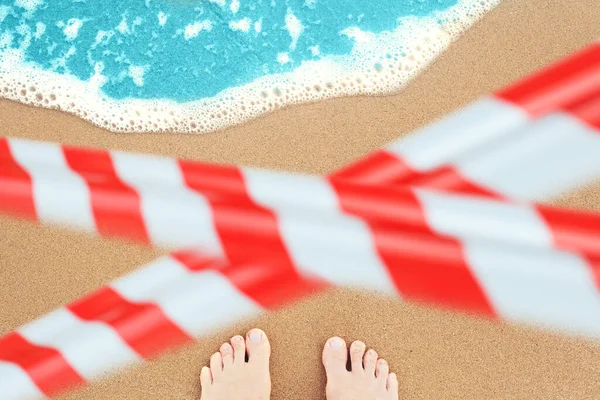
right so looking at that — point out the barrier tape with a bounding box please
[333,42,600,187]
[2,137,600,259]
[3,232,600,398]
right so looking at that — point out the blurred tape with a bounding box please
[334,42,600,187]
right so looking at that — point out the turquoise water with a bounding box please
[0,0,458,102]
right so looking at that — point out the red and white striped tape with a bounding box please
[334,42,600,186]
[3,137,600,259]
[4,234,600,398]
[0,250,326,399]
[4,137,600,327]
[406,94,600,200]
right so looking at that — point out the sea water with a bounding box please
[0,0,500,133]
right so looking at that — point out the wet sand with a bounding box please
[1,0,600,398]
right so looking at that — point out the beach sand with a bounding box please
[1,0,600,398]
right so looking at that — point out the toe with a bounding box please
[363,349,378,376]
[246,328,271,367]
[387,372,399,394]
[209,352,223,380]
[322,337,348,376]
[220,343,234,367]
[200,366,212,387]
[349,341,367,373]
[376,358,390,386]
[230,335,246,365]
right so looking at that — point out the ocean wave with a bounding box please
[0,0,500,133]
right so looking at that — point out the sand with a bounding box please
[1,0,600,398]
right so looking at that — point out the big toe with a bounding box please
[245,328,271,367]
[322,337,348,376]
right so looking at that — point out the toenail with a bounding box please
[329,338,344,349]
[352,341,365,350]
[221,344,231,352]
[234,336,243,343]
[249,331,262,341]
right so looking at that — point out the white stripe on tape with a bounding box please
[0,361,44,400]
[244,169,396,294]
[111,152,224,254]
[456,113,600,201]
[8,139,96,231]
[243,170,343,210]
[113,259,262,337]
[111,256,190,294]
[415,189,553,247]
[18,308,141,380]
[387,98,529,170]
[464,240,600,337]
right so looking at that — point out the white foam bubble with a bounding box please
[0,6,11,23]
[132,16,143,32]
[254,18,262,33]
[116,16,129,35]
[183,20,213,39]
[229,17,251,33]
[157,11,167,26]
[0,0,501,134]
[128,65,146,87]
[277,52,290,64]
[230,0,240,14]
[0,31,13,49]
[341,26,374,45]
[14,0,43,12]
[62,18,84,41]
[33,22,45,39]
[285,9,303,50]
[94,30,113,45]
[90,61,107,89]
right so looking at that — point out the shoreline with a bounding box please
[0,0,500,134]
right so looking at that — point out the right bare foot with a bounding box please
[322,337,399,400]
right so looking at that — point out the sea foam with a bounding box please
[0,0,501,134]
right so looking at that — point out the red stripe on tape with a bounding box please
[177,163,328,309]
[496,43,600,116]
[170,250,228,272]
[181,166,288,265]
[172,249,329,310]
[68,287,193,358]
[331,181,496,316]
[328,180,433,231]
[62,147,150,244]
[0,138,37,220]
[536,206,600,261]
[411,165,504,199]
[0,332,85,396]
[177,160,250,198]
[332,150,423,184]
[566,91,600,130]
[584,256,600,291]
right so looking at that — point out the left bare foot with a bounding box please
[200,328,271,400]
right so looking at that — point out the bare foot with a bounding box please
[322,337,399,400]
[200,328,271,400]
